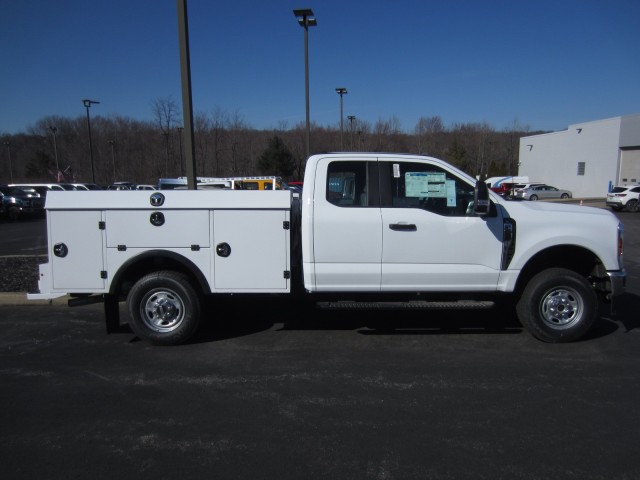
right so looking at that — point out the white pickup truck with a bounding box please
[29,153,626,344]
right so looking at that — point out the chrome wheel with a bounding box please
[517,268,598,342]
[539,286,583,330]
[140,288,185,333]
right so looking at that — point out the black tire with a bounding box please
[516,268,598,343]
[625,199,638,212]
[529,195,538,201]
[561,193,569,199]
[127,271,201,345]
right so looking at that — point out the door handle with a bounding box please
[389,223,417,231]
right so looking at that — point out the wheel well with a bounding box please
[515,245,602,294]
[109,250,209,299]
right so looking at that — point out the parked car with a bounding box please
[10,183,66,192]
[512,183,544,196]
[0,185,45,219]
[516,184,572,201]
[606,185,640,212]
[489,182,516,197]
[135,184,157,190]
[107,182,136,190]
[73,183,104,190]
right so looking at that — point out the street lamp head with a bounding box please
[293,8,317,27]
[336,87,348,95]
[293,8,313,16]
[49,126,57,134]
[82,99,100,108]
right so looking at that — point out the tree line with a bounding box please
[1,98,540,186]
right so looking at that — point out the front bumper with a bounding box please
[606,269,626,298]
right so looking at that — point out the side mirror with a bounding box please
[473,180,491,216]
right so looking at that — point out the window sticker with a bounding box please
[405,172,430,197]
[405,171,448,198]
[393,164,400,178]
[446,180,457,207]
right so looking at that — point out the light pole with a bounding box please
[108,140,116,182]
[347,115,356,151]
[293,8,317,159]
[335,87,347,150]
[49,126,59,178]
[177,126,184,177]
[3,141,13,183]
[82,99,100,183]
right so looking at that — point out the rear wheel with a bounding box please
[516,268,598,343]
[529,195,538,201]
[127,271,201,345]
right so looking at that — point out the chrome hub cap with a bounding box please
[540,287,583,329]
[141,289,185,332]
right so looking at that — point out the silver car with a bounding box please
[516,184,572,201]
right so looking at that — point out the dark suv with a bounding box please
[0,185,45,220]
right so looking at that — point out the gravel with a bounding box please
[0,256,46,293]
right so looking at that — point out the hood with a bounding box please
[499,199,613,218]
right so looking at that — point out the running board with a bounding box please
[317,300,495,310]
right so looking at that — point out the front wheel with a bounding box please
[625,199,638,212]
[529,195,538,201]
[516,268,598,343]
[127,271,201,345]
[561,193,569,199]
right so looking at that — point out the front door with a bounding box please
[379,160,503,292]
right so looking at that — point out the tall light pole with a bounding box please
[3,141,13,183]
[335,87,347,150]
[177,0,197,189]
[293,8,317,159]
[49,126,59,177]
[177,126,184,177]
[82,99,100,183]
[347,115,356,151]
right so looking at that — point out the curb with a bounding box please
[0,293,69,306]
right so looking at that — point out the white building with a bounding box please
[519,114,640,197]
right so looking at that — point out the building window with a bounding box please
[577,162,586,176]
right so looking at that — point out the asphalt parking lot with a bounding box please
[1,209,639,479]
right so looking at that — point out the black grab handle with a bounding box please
[389,223,417,232]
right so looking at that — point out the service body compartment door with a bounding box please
[105,210,210,248]
[213,210,290,292]
[49,210,105,290]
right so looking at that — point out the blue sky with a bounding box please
[1,0,639,135]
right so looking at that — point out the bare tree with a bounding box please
[151,96,180,177]
[414,115,444,154]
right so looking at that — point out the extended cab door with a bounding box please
[309,158,383,291]
[379,160,503,291]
